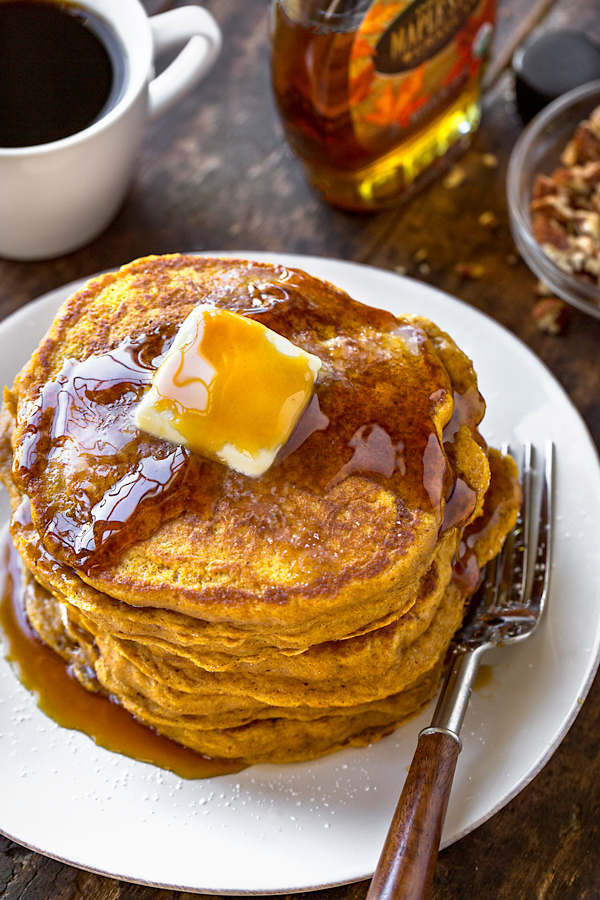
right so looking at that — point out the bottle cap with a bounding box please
[513,31,600,123]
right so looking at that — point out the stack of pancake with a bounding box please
[0,255,519,764]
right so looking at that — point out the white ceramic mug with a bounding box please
[0,0,221,260]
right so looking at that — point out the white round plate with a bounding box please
[1,253,599,894]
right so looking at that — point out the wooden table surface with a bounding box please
[2,0,600,898]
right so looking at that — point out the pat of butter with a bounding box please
[134,305,322,477]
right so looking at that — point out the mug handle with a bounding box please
[148,6,222,120]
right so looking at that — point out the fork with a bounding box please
[366,440,555,900]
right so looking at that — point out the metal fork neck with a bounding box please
[427,644,488,743]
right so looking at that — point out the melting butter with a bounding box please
[134,305,321,476]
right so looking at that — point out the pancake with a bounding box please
[0,255,520,764]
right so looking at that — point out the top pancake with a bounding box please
[2,255,489,643]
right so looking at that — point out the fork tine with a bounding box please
[455,441,552,644]
[491,441,554,639]
[458,443,523,634]
[483,441,515,601]
[508,441,533,605]
[491,441,531,609]
[527,440,555,617]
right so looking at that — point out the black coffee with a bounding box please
[0,0,127,148]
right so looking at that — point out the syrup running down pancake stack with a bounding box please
[0,255,519,764]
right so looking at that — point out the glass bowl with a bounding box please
[507,79,600,319]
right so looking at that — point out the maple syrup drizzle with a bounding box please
[441,477,478,533]
[0,534,245,779]
[14,329,215,573]
[438,384,485,536]
[1,268,510,776]
[451,450,516,596]
[12,294,476,575]
[443,384,486,442]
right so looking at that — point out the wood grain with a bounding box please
[366,732,461,900]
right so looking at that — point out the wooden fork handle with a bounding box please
[366,729,461,900]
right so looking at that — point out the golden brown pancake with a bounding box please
[0,255,520,764]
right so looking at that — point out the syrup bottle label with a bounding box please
[349,0,496,150]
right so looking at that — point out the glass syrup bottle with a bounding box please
[270,0,497,211]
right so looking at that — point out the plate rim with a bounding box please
[0,250,599,894]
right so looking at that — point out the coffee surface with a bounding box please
[0,0,124,147]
